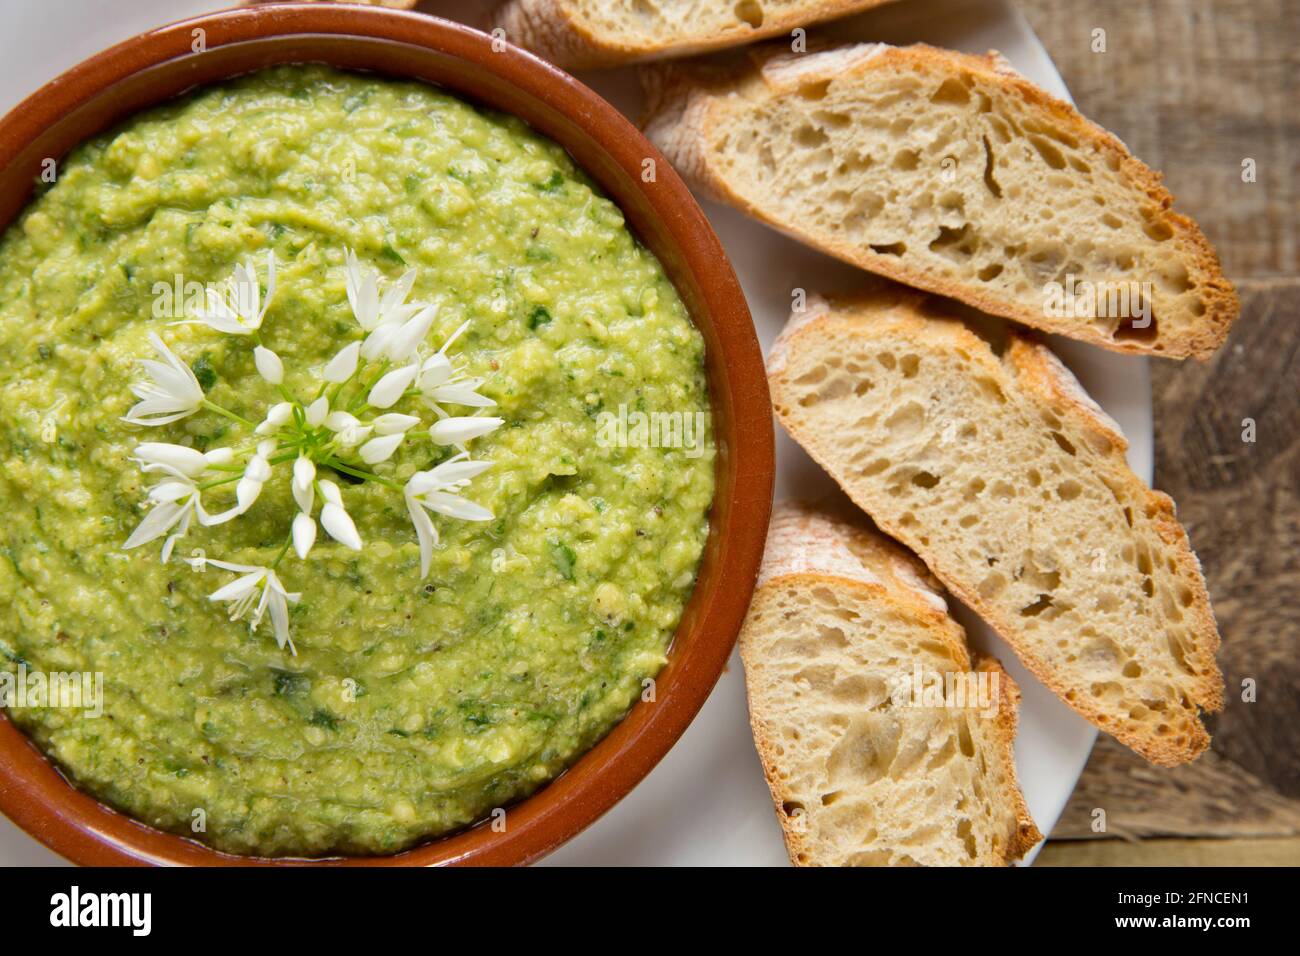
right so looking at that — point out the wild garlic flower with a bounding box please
[416,325,495,415]
[344,248,421,332]
[188,557,300,653]
[121,247,504,652]
[404,454,494,579]
[429,416,505,447]
[122,443,234,560]
[189,250,276,335]
[121,333,205,426]
[317,478,362,551]
[253,346,284,385]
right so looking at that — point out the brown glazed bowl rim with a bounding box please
[0,5,773,866]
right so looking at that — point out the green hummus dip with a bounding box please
[0,67,714,856]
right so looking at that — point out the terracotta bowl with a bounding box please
[0,5,773,866]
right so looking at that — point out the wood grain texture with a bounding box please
[1037,836,1300,866]
[1015,0,1299,859]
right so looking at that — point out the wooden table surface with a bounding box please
[1014,0,1299,866]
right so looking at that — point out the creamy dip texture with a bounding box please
[0,67,714,856]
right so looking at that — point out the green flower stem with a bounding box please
[201,399,256,429]
[269,530,293,570]
[198,474,241,491]
[323,457,401,491]
[347,359,390,413]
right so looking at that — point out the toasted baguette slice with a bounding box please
[642,42,1238,359]
[740,502,1041,866]
[490,0,895,70]
[768,289,1224,765]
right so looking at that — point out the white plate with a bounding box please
[0,0,1142,867]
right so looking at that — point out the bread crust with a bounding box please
[741,502,1042,865]
[767,290,1225,765]
[491,0,895,70]
[643,42,1239,359]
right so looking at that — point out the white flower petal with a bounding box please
[360,321,399,362]
[335,424,371,450]
[122,499,185,549]
[259,250,277,326]
[134,442,209,477]
[121,405,193,428]
[253,346,284,385]
[427,382,495,408]
[232,259,260,322]
[205,447,235,467]
[122,334,203,426]
[207,569,266,604]
[359,432,404,464]
[245,456,272,485]
[305,396,329,427]
[439,319,471,352]
[424,457,493,488]
[190,253,275,335]
[160,528,185,564]
[372,413,421,436]
[293,456,315,492]
[197,503,242,526]
[185,556,259,575]
[256,402,293,435]
[367,364,419,409]
[235,477,264,512]
[345,248,381,331]
[190,287,247,334]
[292,511,317,560]
[322,341,361,383]
[380,268,417,318]
[383,304,437,362]
[148,480,195,504]
[429,416,503,445]
[422,490,494,522]
[417,352,452,390]
[317,478,343,507]
[324,410,360,433]
[321,502,362,551]
[292,479,314,515]
[405,485,438,579]
[268,592,295,654]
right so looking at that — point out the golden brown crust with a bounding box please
[643,42,1239,360]
[973,655,1043,859]
[491,0,897,70]
[767,291,1225,765]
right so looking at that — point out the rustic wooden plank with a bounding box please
[1036,836,1300,866]
[1051,742,1300,839]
